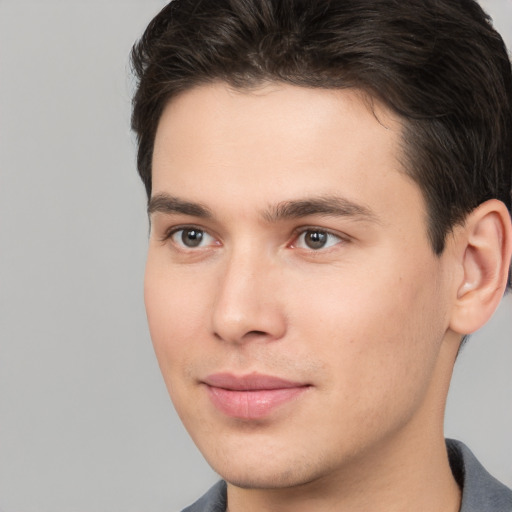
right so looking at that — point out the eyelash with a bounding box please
[161,225,218,248]
[290,228,344,251]
[160,225,348,252]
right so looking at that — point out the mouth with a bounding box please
[202,373,311,420]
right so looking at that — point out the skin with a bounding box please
[144,82,500,512]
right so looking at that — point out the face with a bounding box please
[146,82,456,489]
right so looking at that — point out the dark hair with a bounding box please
[131,0,512,258]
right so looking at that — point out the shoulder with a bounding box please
[447,439,512,512]
[181,480,227,512]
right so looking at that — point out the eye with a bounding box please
[170,227,217,249]
[293,229,342,250]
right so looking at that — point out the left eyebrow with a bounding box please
[262,195,379,223]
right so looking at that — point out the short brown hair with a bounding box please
[131,0,512,259]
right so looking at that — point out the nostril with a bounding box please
[213,329,269,343]
[246,330,267,337]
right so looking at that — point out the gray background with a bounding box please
[0,1,510,511]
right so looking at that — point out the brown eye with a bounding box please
[294,229,342,250]
[181,228,204,247]
[170,227,216,249]
[304,230,328,249]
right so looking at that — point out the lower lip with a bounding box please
[205,385,309,420]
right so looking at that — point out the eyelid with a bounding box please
[160,224,220,248]
[157,223,348,250]
[159,224,183,242]
[159,223,203,241]
[289,226,348,250]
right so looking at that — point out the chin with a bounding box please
[221,471,312,490]
[209,453,325,490]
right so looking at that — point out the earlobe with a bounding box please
[449,199,512,335]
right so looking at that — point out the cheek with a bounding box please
[143,258,208,376]
[288,256,447,398]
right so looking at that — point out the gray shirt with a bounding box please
[182,439,512,512]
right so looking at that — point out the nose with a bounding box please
[211,249,287,344]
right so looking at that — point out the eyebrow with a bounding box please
[148,193,212,218]
[148,192,378,224]
[263,195,379,223]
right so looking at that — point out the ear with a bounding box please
[449,199,512,335]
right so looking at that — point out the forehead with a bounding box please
[151,82,423,225]
[153,82,401,163]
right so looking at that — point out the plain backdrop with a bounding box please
[0,1,511,511]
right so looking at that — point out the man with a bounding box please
[130,1,512,511]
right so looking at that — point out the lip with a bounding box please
[203,373,310,420]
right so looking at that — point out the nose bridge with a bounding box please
[211,243,285,344]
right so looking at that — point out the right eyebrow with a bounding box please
[147,193,213,219]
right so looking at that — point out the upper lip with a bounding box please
[203,372,309,391]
